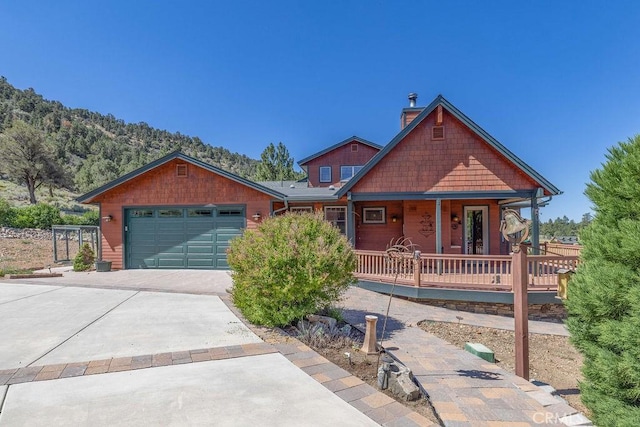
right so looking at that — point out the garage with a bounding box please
[125,206,245,269]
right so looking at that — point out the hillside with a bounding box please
[0,77,259,204]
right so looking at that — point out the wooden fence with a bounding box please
[540,242,582,257]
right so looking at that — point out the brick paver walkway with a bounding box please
[342,286,592,426]
[0,343,278,385]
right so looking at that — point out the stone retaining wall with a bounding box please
[413,298,567,322]
[0,227,91,242]
[0,227,54,241]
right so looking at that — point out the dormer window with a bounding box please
[340,165,363,181]
[319,166,332,183]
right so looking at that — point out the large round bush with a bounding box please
[227,212,356,327]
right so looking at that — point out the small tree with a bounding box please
[227,212,356,327]
[566,135,640,426]
[73,243,95,272]
[0,121,68,204]
[254,142,302,181]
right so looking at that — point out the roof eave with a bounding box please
[76,151,286,203]
[337,95,561,197]
[297,136,382,166]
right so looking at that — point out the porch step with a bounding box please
[464,342,495,363]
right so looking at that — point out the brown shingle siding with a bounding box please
[353,109,538,194]
[306,140,379,187]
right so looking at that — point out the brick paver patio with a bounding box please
[341,286,592,426]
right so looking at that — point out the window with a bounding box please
[351,144,358,152]
[130,209,153,218]
[158,209,183,218]
[340,165,363,181]
[290,206,313,213]
[319,166,331,183]
[324,206,347,234]
[217,209,243,217]
[188,209,213,217]
[363,207,386,224]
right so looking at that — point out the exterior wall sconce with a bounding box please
[392,215,398,223]
[252,212,262,221]
[451,214,460,229]
[102,215,113,222]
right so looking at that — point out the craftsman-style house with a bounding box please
[78,94,560,269]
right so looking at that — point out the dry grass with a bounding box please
[0,237,76,272]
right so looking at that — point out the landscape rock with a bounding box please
[378,360,421,401]
[306,314,337,330]
[389,364,421,401]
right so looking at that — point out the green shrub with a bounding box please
[566,135,640,426]
[0,197,15,226]
[73,243,95,271]
[227,212,357,327]
[12,203,62,229]
[61,210,99,226]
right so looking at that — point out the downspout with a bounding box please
[271,198,289,216]
[530,189,541,255]
[347,192,355,245]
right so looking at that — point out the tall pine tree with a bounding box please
[566,135,640,426]
[254,142,301,181]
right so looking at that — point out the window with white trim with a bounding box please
[319,166,331,183]
[340,165,363,181]
[324,206,347,234]
[363,207,386,224]
[290,206,313,213]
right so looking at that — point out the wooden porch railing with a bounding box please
[354,250,579,291]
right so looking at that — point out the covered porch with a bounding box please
[347,190,549,255]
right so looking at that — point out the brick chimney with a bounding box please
[400,92,424,129]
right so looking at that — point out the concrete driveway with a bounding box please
[0,271,379,426]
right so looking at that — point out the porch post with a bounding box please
[435,198,442,254]
[347,193,355,245]
[512,244,530,380]
[531,191,540,255]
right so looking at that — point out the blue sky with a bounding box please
[1,1,639,221]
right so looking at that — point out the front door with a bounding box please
[464,206,489,255]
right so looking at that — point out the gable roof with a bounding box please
[297,136,382,166]
[76,151,287,203]
[336,95,561,198]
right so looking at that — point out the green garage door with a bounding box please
[125,206,245,269]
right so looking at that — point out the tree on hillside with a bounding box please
[0,78,261,185]
[566,135,640,426]
[254,142,302,181]
[0,121,68,204]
